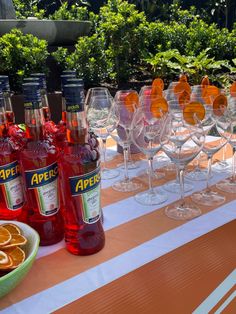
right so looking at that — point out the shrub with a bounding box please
[49,1,89,20]
[13,0,45,19]
[0,29,49,92]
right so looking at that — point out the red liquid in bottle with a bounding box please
[5,111,15,126]
[43,107,50,122]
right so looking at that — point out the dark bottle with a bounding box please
[19,83,64,246]
[60,74,77,125]
[0,84,24,219]
[0,75,15,125]
[58,84,105,255]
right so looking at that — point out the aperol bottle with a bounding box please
[0,76,15,126]
[58,84,105,255]
[19,83,64,246]
[0,87,25,220]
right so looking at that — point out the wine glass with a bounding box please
[161,113,205,220]
[191,108,231,206]
[131,106,168,205]
[87,96,119,180]
[107,101,141,192]
[114,90,140,170]
[85,87,112,108]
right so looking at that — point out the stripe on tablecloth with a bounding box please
[1,202,236,313]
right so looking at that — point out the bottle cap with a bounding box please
[66,78,84,87]
[31,73,47,90]
[0,75,10,92]
[64,84,84,112]
[62,70,77,76]
[23,83,42,109]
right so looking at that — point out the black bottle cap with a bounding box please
[31,73,47,90]
[64,84,84,112]
[0,75,10,92]
[23,83,42,108]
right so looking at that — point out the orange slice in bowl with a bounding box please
[2,247,25,270]
[150,97,168,118]
[151,85,163,97]
[152,78,164,91]
[213,94,228,116]
[174,82,191,95]
[2,223,21,235]
[178,91,190,108]
[201,76,210,86]
[230,81,236,97]
[183,102,206,125]
[124,92,139,112]
[2,234,27,248]
[0,253,13,270]
[0,250,10,265]
[0,226,12,247]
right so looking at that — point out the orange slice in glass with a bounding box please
[152,78,164,91]
[124,92,139,112]
[230,81,236,97]
[2,234,27,248]
[183,102,206,125]
[179,73,188,82]
[2,223,21,235]
[2,247,25,269]
[201,85,220,105]
[174,82,191,95]
[201,76,210,86]
[151,85,163,97]
[150,97,168,118]
[0,226,12,247]
[178,91,190,108]
[213,94,228,116]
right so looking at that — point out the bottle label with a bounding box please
[69,166,101,224]
[0,160,24,210]
[25,162,60,216]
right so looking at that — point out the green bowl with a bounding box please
[0,220,40,298]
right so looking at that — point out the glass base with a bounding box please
[134,189,168,206]
[112,179,141,192]
[191,189,225,206]
[101,168,120,180]
[213,161,231,172]
[186,168,211,181]
[165,201,201,220]
[163,181,193,194]
[216,178,236,193]
[137,169,165,180]
[118,160,140,170]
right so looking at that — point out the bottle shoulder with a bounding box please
[20,139,58,159]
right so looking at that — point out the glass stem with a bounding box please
[101,138,107,170]
[148,157,154,193]
[179,167,185,207]
[123,145,129,182]
[176,165,180,183]
[206,156,212,192]
[232,147,236,182]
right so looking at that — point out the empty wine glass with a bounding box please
[131,106,168,205]
[107,101,141,192]
[161,113,205,220]
[85,87,112,108]
[87,95,119,180]
[191,108,231,206]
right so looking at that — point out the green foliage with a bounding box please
[0,29,49,92]
[13,0,45,19]
[52,34,108,85]
[49,2,89,20]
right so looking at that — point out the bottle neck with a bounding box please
[25,107,45,141]
[0,103,8,138]
[66,111,88,144]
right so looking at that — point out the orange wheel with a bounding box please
[213,94,228,116]
[152,78,164,91]
[150,97,168,118]
[230,81,236,97]
[183,102,206,125]
[174,82,191,95]
[124,92,139,112]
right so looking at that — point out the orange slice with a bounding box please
[174,82,191,95]
[201,76,210,86]
[151,85,163,97]
[0,254,13,270]
[2,234,27,248]
[213,94,228,116]
[179,73,188,82]
[124,92,139,112]
[230,81,236,97]
[152,78,164,91]
[2,223,22,235]
[0,226,12,247]
[201,85,220,105]
[2,247,25,269]
[178,91,190,108]
[150,97,168,118]
[183,102,206,125]
[0,250,10,265]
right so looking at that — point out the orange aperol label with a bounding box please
[150,97,168,118]
[174,82,191,95]
[213,94,227,116]
[152,78,164,91]
[230,81,236,97]
[183,102,205,125]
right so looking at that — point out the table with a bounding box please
[0,137,236,313]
